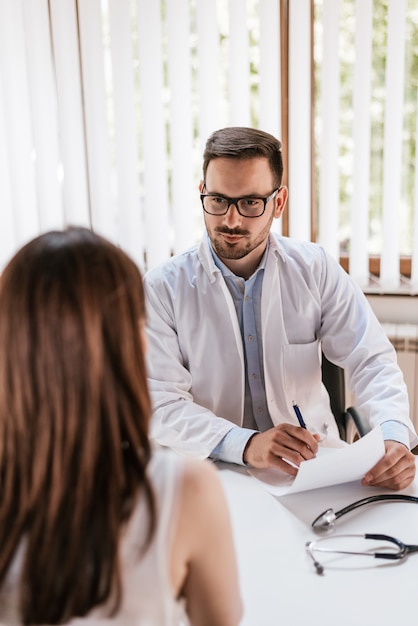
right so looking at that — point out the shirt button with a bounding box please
[248,335,254,341]
[257,407,263,413]
[252,373,257,380]
[245,296,250,302]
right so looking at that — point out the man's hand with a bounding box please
[243,424,320,474]
[362,440,416,490]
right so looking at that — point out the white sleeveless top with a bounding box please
[0,447,190,626]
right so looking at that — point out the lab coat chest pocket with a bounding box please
[282,341,322,403]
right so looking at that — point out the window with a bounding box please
[312,0,418,291]
[1,0,417,294]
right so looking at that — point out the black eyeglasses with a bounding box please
[306,533,418,575]
[200,187,279,218]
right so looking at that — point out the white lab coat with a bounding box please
[144,233,418,458]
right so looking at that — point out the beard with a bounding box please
[208,212,274,261]
[210,232,253,259]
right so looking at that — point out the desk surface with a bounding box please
[217,460,418,626]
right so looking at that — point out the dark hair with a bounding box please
[0,227,155,624]
[202,126,284,186]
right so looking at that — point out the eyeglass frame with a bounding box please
[200,185,280,218]
[305,532,418,575]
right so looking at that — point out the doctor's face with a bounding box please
[200,157,288,278]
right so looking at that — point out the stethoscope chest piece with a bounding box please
[311,508,337,533]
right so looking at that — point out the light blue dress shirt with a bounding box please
[210,241,271,464]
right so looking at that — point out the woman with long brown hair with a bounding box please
[0,226,242,626]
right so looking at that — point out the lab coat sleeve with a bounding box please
[144,280,237,458]
[317,249,418,448]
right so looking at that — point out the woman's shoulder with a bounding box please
[148,447,223,522]
[149,446,220,495]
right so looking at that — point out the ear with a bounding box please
[199,179,205,193]
[273,186,288,219]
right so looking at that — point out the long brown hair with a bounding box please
[0,227,155,624]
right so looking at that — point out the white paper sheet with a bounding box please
[248,425,385,496]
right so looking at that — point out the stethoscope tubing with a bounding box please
[312,494,418,532]
[334,494,418,521]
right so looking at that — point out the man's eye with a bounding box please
[213,196,227,204]
[242,198,261,207]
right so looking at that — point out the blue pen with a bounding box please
[292,402,307,429]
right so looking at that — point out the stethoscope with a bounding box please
[311,494,418,533]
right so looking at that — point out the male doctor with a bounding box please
[144,126,417,490]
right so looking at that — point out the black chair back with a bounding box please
[321,353,369,442]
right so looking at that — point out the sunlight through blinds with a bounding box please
[136,0,170,269]
[166,0,197,253]
[317,0,340,260]
[380,0,407,290]
[0,0,38,248]
[259,0,281,138]
[412,94,418,290]
[229,0,252,126]
[24,0,64,232]
[349,0,373,289]
[49,0,90,228]
[260,0,282,236]
[3,0,416,295]
[196,0,223,145]
[0,92,15,272]
[1,0,284,275]
[108,0,145,267]
[314,0,416,292]
[78,0,114,241]
[288,0,312,241]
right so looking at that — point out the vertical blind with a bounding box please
[0,0,281,274]
[0,0,417,295]
[312,0,418,292]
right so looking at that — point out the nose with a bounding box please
[223,201,243,228]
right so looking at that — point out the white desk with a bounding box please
[217,461,418,626]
